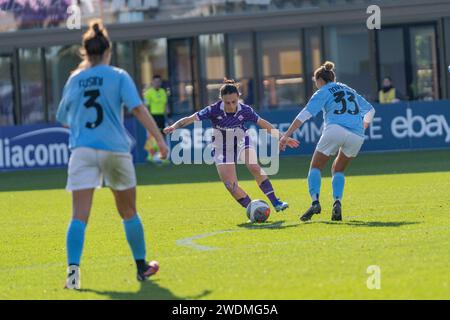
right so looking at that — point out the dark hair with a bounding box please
[83,20,110,57]
[219,78,240,99]
[74,19,111,72]
[152,75,162,80]
[383,76,392,82]
[314,61,336,83]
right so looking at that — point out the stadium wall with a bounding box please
[0,100,449,172]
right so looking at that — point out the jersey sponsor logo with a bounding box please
[214,125,243,131]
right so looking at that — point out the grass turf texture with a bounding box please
[0,150,449,300]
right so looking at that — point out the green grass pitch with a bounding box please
[0,150,449,300]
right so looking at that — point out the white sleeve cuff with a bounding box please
[364,108,376,124]
[296,109,312,123]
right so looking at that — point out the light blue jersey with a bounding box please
[56,65,142,153]
[303,82,374,137]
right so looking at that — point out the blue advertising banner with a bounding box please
[0,100,449,172]
[264,100,450,155]
[0,118,142,172]
[168,100,450,158]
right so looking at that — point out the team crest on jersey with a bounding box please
[199,107,210,116]
[238,115,244,121]
[217,116,223,120]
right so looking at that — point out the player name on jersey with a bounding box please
[79,76,104,88]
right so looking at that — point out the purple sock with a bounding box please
[259,179,278,206]
[237,195,251,208]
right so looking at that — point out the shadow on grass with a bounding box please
[310,220,421,228]
[236,220,300,230]
[1,149,449,192]
[80,280,211,300]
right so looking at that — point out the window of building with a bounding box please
[445,18,450,99]
[135,38,169,116]
[304,28,323,98]
[115,42,135,79]
[45,45,81,122]
[199,34,226,105]
[19,48,45,124]
[227,33,255,106]
[0,54,15,126]
[168,38,197,114]
[136,38,168,91]
[377,27,408,101]
[258,30,305,109]
[325,25,372,100]
[377,24,440,102]
[409,25,439,101]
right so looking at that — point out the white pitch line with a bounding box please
[175,221,298,251]
[176,221,450,252]
[176,230,236,251]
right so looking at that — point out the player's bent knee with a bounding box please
[119,209,136,220]
[310,166,322,172]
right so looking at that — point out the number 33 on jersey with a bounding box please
[304,82,374,138]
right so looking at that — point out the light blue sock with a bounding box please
[332,172,345,201]
[123,214,146,260]
[66,219,87,266]
[308,168,321,202]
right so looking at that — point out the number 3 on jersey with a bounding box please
[333,91,360,115]
[84,89,103,129]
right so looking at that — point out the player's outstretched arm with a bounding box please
[132,104,169,159]
[280,119,303,151]
[257,118,300,149]
[163,114,197,135]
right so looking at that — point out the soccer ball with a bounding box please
[246,200,271,223]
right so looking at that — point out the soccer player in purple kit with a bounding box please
[164,79,299,215]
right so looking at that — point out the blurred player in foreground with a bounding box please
[280,61,375,221]
[164,79,299,215]
[56,20,168,289]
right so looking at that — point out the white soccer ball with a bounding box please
[246,200,271,223]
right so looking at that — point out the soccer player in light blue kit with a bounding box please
[280,61,376,221]
[56,20,168,289]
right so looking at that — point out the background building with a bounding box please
[0,0,449,127]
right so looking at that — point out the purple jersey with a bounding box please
[195,100,260,129]
[195,101,260,164]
